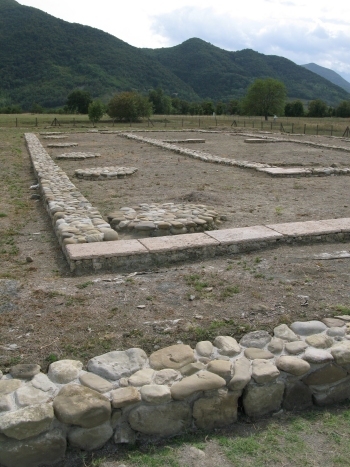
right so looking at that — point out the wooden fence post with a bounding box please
[316,124,318,135]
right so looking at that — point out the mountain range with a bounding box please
[0,0,349,110]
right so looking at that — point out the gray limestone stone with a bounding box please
[305,334,333,349]
[48,359,83,384]
[9,364,41,380]
[326,327,346,337]
[322,317,346,328]
[114,421,136,444]
[274,324,299,342]
[282,381,313,411]
[276,356,310,376]
[140,384,171,404]
[244,348,274,360]
[111,387,141,408]
[171,371,226,400]
[252,359,280,384]
[240,330,272,349]
[228,357,251,391]
[290,321,327,336]
[153,369,180,385]
[0,403,54,440]
[31,373,58,394]
[15,385,52,407]
[0,428,66,467]
[193,388,239,430]
[87,348,148,380]
[285,341,308,355]
[214,336,241,356]
[0,395,13,412]
[267,337,284,354]
[53,384,111,428]
[149,344,195,370]
[68,422,113,451]
[128,402,191,436]
[303,363,347,386]
[303,348,334,364]
[180,362,206,376]
[330,341,350,364]
[207,360,232,382]
[196,341,214,357]
[79,372,113,393]
[0,379,22,396]
[243,381,285,418]
[128,368,155,387]
[313,377,350,406]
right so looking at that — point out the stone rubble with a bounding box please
[1,317,350,466]
[107,202,223,238]
[75,166,138,180]
[25,134,119,250]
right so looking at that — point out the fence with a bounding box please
[1,114,349,137]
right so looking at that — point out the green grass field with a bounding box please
[0,113,349,137]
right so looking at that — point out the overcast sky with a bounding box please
[18,0,350,82]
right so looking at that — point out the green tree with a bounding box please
[227,99,241,115]
[335,100,350,118]
[201,101,215,115]
[215,102,226,115]
[88,100,104,126]
[242,78,287,120]
[284,100,304,117]
[66,90,92,114]
[107,92,152,122]
[307,99,328,117]
[148,88,172,114]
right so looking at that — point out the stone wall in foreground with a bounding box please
[1,318,350,467]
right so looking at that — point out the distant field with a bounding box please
[0,113,349,137]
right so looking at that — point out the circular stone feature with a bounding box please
[107,202,222,238]
[75,166,138,180]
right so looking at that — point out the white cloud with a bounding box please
[150,5,350,78]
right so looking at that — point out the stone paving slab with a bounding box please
[66,240,148,260]
[266,219,344,237]
[322,218,350,232]
[257,167,312,176]
[205,225,283,245]
[138,232,220,253]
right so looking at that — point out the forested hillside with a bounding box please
[0,0,349,110]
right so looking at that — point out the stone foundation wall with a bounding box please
[1,318,350,467]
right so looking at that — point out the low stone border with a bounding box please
[47,143,78,148]
[42,136,68,140]
[75,166,138,180]
[107,203,223,237]
[25,134,118,250]
[1,317,350,467]
[65,218,350,274]
[120,132,350,177]
[162,139,206,143]
[56,152,100,160]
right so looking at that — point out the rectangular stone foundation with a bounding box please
[65,219,350,275]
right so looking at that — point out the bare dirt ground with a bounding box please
[1,127,350,466]
[1,128,350,375]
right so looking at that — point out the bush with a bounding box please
[107,92,152,122]
[88,100,104,125]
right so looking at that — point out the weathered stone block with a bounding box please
[149,344,195,370]
[53,384,111,428]
[128,402,191,436]
[243,381,285,418]
[0,429,66,467]
[193,389,239,430]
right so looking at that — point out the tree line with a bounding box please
[1,80,350,120]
